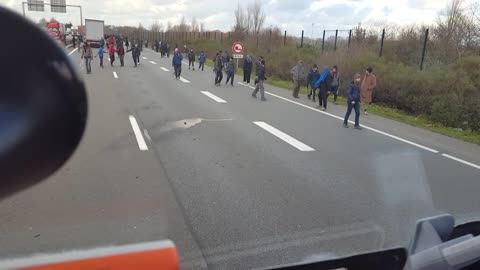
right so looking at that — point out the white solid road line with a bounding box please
[201,91,227,103]
[179,77,190,83]
[160,67,170,72]
[149,61,157,65]
[113,72,118,79]
[68,48,78,56]
[441,154,480,170]
[142,57,147,59]
[66,44,73,48]
[254,122,315,152]
[238,82,439,154]
[128,115,149,151]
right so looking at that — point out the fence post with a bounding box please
[321,30,325,55]
[214,31,217,40]
[348,30,352,48]
[256,33,259,48]
[284,30,287,46]
[334,29,338,51]
[301,30,304,48]
[379,29,385,57]
[420,28,429,70]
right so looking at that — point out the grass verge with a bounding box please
[265,76,480,145]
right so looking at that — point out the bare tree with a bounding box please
[150,20,162,32]
[433,0,473,61]
[167,21,172,31]
[233,2,247,33]
[138,23,145,30]
[249,0,265,36]
[176,15,189,32]
[200,22,205,32]
[191,16,198,32]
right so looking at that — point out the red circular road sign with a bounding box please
[232,42,244,54]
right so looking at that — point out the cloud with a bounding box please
[0,0,447,35]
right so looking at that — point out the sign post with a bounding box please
[232,42,244,71]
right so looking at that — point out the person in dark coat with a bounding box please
[251,59,266,101]
[225,56,235,86]
[125,37,129,50]
[306,64,320,102]
[214,54,224,86]
[343,74,362,129]
[315,68,333,111]
[126,44,140,67]
[188,49,196,70]
[243,54,253,85]
[166,43,171,58]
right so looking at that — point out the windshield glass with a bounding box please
[1,0,480,269]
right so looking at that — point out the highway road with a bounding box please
[0,46,479,270]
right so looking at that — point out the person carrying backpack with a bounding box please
[314,68,333,111]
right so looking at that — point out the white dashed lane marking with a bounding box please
[253,122,315,152]
[128,115,148,151]
[200,91,227,103]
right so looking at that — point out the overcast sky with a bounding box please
[0,0,458,37]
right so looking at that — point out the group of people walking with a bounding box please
[170,46,207,80]
[290,61,377,129]
[153,41,171,58]
[80,40,377,129]
[80,35,144,73]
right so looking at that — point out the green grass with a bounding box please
[259,74,480,145]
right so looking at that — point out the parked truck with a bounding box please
[46,22,66,45]
[84,19,104,48]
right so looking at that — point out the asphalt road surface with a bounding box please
[0,46,479,270]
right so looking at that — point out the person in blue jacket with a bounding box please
[95,46,104,68]
[306,64,320,102]
[172,50,183,79]
[198,52,206,71]
[343,74,362,129]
